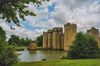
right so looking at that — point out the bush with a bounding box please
[0,42,19,66]
[67,32,100,59]
[0,27,19,66]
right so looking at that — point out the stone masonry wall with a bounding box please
[42,23,100,51]
[47,29,52,49]
[64,23,77,51]
[43,32,48,49]
[87,27,100,48]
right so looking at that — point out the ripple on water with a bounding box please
[16,50,66,62]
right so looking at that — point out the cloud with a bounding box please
[0,0,100,40]
[49,0,100,32]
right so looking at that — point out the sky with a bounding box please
[0,0,100,40]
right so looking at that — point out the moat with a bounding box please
[16,50,66,62]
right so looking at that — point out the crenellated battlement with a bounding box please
[48,29,52,33]
[87,27,99,33]
[52,27,63,31]
[64,23,76,31]
[64,23,71,28]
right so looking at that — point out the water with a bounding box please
[16,50,66,62]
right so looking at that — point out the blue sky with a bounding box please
[0,0,100,40]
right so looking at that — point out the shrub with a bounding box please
[67,32,100,59]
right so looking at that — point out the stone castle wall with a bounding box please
[64,23,77,51]
[43,27,64,50]
[43,32,48,48]
[98,37,100,48]
[42,23,100,51]
[59,28,64,49]
[28,41,37,50]
[47,29,52,49]
[52,27,64,49]
[87,27,100,48]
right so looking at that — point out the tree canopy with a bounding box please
[0,27,6,41]
[8,35,32,46]
[0,0,49,26]
[0,27,18,66]
[36,35,42,47]
[67,32,100,59]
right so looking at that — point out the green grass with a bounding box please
[15,46,27,51]
[14,59,100,66]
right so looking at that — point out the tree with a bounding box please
[0,27,6,41]
[20,37,32,46]
[67,32,100,59]
[0,0,49,26]
[36,35,42,47]
[8,35,32,46]
[0,27,18,66]
[25,38,32,46]
[8,35,20,45]
[0,42,18,66]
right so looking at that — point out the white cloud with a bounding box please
[48,0,100,32]
[0,0,100,40]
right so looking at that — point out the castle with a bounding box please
[28,41,37,50]
[87,27,100,48]
[42,23,100,51]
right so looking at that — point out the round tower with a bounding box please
[64,23,77,51]
[47,29,52,49]
[43,32,48,49]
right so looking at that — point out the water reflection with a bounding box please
[16,50,66,62]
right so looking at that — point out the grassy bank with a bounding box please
[15,46,27,51]
[14,59,100,66]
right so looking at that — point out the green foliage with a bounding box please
[21,37,32,46]
[8,35,20,45]
[8,35,32,46]
[36,35,42,47]
[0,27,18,66]
[0,27,6,41]
[0,42,19,66]
[0,0,49,25]
[67,32,100,59]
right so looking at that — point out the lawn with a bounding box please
[14,59,100,66]
[15,46,27,51]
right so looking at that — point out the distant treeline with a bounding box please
[8,35,32,46]
[36,35,43,47]
[8,35,43,47]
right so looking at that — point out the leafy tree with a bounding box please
[8,35,20,46]
[67,32,100,59]
[0,27,18,66]
[0,0,49,26]
[25,37,32,46]
[0,27,6,41]
[20,38,26,46]
[36,35,42,47]
[20,37,32,46]
[8,35,32,46]
[0,42,18,66]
